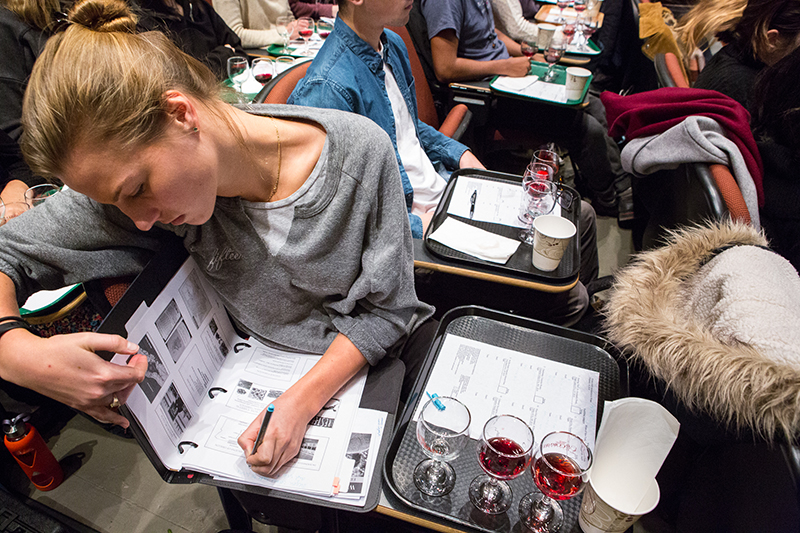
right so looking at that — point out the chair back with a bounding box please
[252,60,312,104]
[387,24,440,129]
[654,52,690,88]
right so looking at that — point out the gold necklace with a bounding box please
[268,116,281,202]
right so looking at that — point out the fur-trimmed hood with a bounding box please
[604,221,800,442]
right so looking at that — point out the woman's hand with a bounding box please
[240,385,318,476]
[0,330,147,427]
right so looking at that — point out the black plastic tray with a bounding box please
[424,169,581,285]
[383,306,626,533]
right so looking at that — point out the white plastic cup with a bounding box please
[537,23,558,50]
[565,66,592,102]
[579,478,660,533]
[532,215,576,271]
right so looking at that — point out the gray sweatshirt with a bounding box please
[0,104,433,365]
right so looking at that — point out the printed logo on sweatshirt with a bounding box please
[207,247,242,271]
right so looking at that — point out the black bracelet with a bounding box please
[0,316,35,339]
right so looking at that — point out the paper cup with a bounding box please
[565,67,592,102]
[537,23,558,50]
[532,215,576,271]
[579,478,660,533]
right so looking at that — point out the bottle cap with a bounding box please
[2,414,29,441]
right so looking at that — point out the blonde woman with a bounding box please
[214,0,292,48]
[2,0,433,474]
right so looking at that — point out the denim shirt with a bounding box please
[288,18,468,238]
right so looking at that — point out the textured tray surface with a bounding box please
[386,313,621,532]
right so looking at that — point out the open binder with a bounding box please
[96,245,403,512]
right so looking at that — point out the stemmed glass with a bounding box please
[227,56,249,102]
[555,0,571,23]
[296,17,314,55]
[276,15,295,50]
[469,415,534,515]
[252,58,275,86]
[316,19,333,40]
[24,184,61,208]
[519,179,557,244]
[519,431,593,532]
[413,396,471,497]
[542,34,566,82]
[533,149,561,180]
[275,55,295,75]
[578,19,598,52]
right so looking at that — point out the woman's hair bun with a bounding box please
[69,0,137,33]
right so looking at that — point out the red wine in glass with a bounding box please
[545,47,565,64]
[521,42,535,57]
[255,73,273,84]
[299,28,313,39]
[562,23,576,39]
[318,30,330,39]
[534,453,584,500]
[479,437,531,480]
[574,2,587,13]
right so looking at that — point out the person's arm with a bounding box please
[214,0,282,48]
[429,29,531,83]
[196,0,250,79]
[288,0,337,19]
[491,0,539,43]
[241,333,366,475]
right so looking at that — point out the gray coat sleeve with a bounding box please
[0,188,169,306]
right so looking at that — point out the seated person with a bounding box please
[288,0,337,20]
[690,0,800,111]
[420,0,625,215]
[215,0,292,48]
[0,0,52,217]
[491,0,541,48]
[134,0,248,80]
[289,0,599,327]
[288,0,484,237]
[4,0,434,474]
[752,45,800,272]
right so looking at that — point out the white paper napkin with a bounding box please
[428,218,521,263]
[590,398,680,514]
[491,75,540,93]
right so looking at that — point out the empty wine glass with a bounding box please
[296,17,314,55]
[227,56,249,102]
[24,184,61,208]
[413,396,471,497]
[1,202,29,224]
[252,58,275,86]
[275,55,295,75]
[519,179,557,244]
[542,35,566,82]
[469,415,534,515]
[316,19,333,40]
[276,15,294,50]
[519,431,593,532]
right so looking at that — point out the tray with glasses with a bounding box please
[383,306,625,533]
[423,169,581,286]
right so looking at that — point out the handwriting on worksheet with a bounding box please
[415,334,598,449]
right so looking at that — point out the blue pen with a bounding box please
[251,404,275,455]
[426,391,446,411]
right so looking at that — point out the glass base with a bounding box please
[413,459,456,497]
[468,474,513,515]
[519,492,564,532]
[519,228,535,244]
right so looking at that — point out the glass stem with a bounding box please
[483,478,502,503]
[533,494,554,522]
[428,460,445,484]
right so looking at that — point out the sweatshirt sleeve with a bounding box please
[326,123,432,364]
[288,0,334,19]
[214,0,282,48]
[491,0,539,43]
[0,188,168,305]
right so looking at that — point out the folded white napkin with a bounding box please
[428,218,521,263]
[491,75,539,93]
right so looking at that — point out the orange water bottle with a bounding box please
[3,414,64,491]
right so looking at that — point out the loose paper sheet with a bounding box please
[492,76,568,103]
[447,176,560,227]
[413,334,598,449]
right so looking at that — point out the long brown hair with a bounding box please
[20,0,223,179]
[675,0,747,54]
[1,0,62,32]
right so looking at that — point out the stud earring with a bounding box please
[192,127,199,133]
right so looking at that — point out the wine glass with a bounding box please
[227,56,249,102]
[533,149,561,179]
[519,431,593,532]
[251,58,275,86]
[275,55,295,75]
[413,396,471,497]
[468,415,534,515]
[519,179,557,244]
[316,19,333,40]
[561,21,577,45]
[296,17,314,55]
[579,19,598,52]
[276,15,295,50]
[24,184,61,208]
[542,35,566,82]
[555,0,570,23]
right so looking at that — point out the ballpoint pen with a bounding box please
[251,404,275,455]
[470,190,477,219]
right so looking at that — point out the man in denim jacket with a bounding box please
[288,0,483,238]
